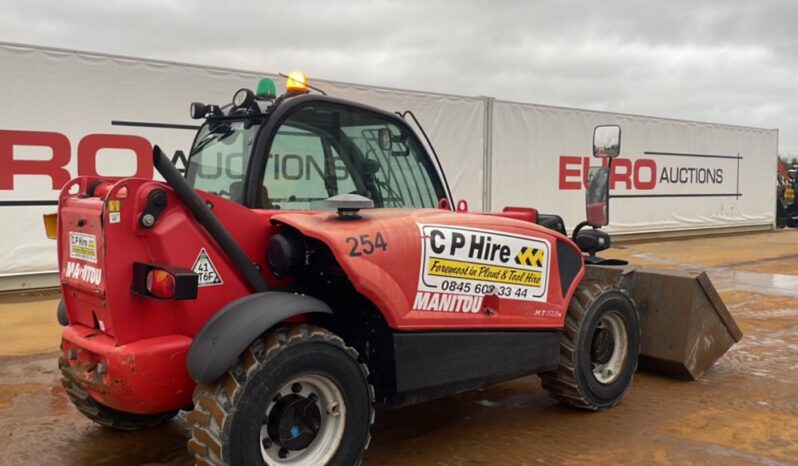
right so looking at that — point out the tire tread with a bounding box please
[540,281,639,410]
[188,324,375,466]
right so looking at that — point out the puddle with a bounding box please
[713,270,798,298]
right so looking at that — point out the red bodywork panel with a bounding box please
[273,209,583,330]
[57,176,583,413]
[57,177,282,412]
[61,326,193,414]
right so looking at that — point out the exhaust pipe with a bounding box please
[586,265,742,380]
[153,146,270,293]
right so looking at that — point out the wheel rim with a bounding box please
[590,311,629,384]
[260,374,346,465]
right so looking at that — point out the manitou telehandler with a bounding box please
[50,73,742,466]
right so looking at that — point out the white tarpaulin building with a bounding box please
[0,42,778,290]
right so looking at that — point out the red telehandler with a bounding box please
[50,73,741,465]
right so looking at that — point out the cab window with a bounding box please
[259,103,446,209]
[186,120,259,202]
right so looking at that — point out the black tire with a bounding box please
[59,356,177,430]
[188,325,374,466]
[57,299,69,326]
[540,282,640,410]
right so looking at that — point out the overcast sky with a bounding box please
[2,0,796,155]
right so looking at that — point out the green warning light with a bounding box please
[256,78,277,98]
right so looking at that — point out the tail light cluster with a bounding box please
[133,263,199,300]
[147,269,177,299]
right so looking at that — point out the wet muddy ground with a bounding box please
[1,230,797,465]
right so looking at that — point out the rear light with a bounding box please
[133,263,198,300]
[146,269,176,299]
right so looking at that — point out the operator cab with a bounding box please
[184,73,450,211]
[184,73,620,260]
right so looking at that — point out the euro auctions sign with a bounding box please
[0,42,778,287]
[558,151,741,199]
[0,42,491,283]
[490,101,776,235]
[0,130,150,198]
[0,129,190,205]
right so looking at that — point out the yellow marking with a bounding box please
[427,258,543,287]
[108,200,121,212]
[515,247,545,267]
[71,246,95,257]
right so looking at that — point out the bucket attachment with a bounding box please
[585,265,743,380]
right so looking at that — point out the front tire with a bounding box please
[541,282,640,410]
[188,325,374,466]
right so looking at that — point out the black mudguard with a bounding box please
[187,292,332,384]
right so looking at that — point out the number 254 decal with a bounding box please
[346,232,388,256]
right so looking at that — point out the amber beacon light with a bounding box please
[286,71,309,93]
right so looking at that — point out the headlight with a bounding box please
[233,88,255,108]
[190,102,208,119]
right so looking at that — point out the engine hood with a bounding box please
[271,208,583,331]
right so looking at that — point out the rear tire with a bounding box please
[188,324,374,466]
[59,356,177,430]
[541,282,640,410]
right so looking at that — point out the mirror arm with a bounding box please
[607,158,613,199]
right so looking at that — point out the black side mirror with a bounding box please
[586,166,610,227]
[593,125,621,159]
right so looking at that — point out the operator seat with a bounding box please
[258,185,276,209]
[229,182,275,209]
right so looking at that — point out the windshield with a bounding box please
[185,119,260,201]
[259,103,447,209]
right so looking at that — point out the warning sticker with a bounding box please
[417,224,550,304]
[192,248,223,287]
[69,232,98,263]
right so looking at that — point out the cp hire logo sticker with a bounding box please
[192,248,223,287]
[69,232,98,263]
[416,224,550,309]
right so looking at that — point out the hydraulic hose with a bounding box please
[152,145,270,292]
